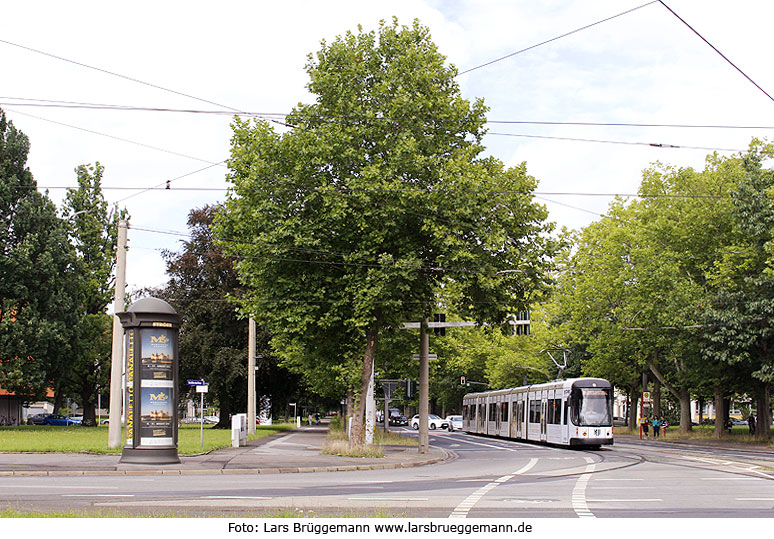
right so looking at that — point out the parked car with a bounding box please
[42,414,80,426]
[445,415,463,431]
[203,415,220,424]
[410,414,448,430]
[27,413,52,425]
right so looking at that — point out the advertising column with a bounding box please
[139,327,175,447]
[118,297,182,464]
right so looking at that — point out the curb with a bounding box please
[0,447,452,477]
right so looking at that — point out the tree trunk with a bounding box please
[628,381,640,430]
[755,382,771,442]
[349,314,381,446]
[714,383,726,438]
[653,378,661,416]
[646,351,692,434]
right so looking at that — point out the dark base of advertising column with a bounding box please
[119,447,180,464]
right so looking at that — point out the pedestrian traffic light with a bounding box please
[460,376,466,385]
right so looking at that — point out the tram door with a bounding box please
[540,392,548,442]
[561,390,570,444]
[516,398,524,439]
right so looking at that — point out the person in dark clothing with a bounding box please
[748,415,756,435]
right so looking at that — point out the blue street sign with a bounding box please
[187,379,205,386]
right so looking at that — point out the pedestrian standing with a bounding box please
[642,418,649,438]
[661,417,669,437]
[748,415,756,435]
[652,416,661,438]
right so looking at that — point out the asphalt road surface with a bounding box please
[1,429,773,518]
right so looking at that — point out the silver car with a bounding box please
[410,414,449,430]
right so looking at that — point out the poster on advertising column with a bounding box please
[141,328,174,380]
[140,381,174,445]
[140,328,175,446]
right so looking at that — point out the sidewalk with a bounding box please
[0,425,450,477]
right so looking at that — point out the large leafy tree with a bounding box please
[704,141,774,440]
[0,109,79,398]
[560,146,769,435]
[217,19,555,444]
[59,163,128,425]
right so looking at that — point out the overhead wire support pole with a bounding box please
[108,219,128,449]
[247,317,256,435]
[419,318,430,454]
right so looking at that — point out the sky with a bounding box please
[3,0,773,298]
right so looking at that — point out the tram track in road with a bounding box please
[610,440,774,481]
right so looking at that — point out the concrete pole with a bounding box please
[108,219,128,448]
[418,318,429,454]
[365,361,375,444]
[247,317,257,434]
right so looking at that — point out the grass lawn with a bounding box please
[0,423,294,455]
[614,424,774,446]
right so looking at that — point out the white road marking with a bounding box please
[203,496,271,500]
[5,485,119,489]
[590,486,656,490]
[571,457,596,519]
[347,497,428,501]
[62,494,135,498]
[449,458,538,519]
[586,498,662,502]
[595,478,643,481]
[700,477,765,481]
[446,437,541,452]
[736,498,774,501]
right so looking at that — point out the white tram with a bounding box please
[461,378,613,448]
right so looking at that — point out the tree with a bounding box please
[0,109,79,398]
[704,141,774,441]
[217,19,556,444]
[60,163,128,426]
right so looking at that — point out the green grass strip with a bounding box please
[0,423,294,455]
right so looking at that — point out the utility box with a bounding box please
[117,297,182,464]
[232,413,247,447]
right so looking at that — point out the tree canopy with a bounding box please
[0,109,79,399]
[217,19,556,443]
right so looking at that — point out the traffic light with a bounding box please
[513,311,530,336]
[434,313,446,336]
[460,376,466,385]
[405,378,418,398]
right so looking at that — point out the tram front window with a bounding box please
[570,387,611,427]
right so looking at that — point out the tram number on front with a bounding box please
[593,428,601,436]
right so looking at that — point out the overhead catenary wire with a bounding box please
[5,108,227,167]
[457,1,659,75]
[4,99,774,131]
[658,0,774,105]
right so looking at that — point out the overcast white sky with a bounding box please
[3,0,773,296]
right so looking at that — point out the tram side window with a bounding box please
[501,402,508,423]
[529,400,540,423]
[548,398,561,424]
[489,403,498,422]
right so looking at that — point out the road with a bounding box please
[1,429,773,517]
